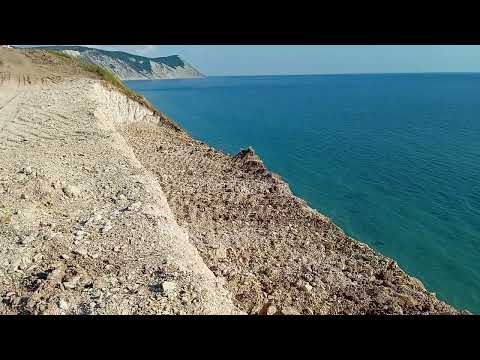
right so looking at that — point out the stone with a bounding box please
[0,209,12,225]
[84,213,103,227]
[93,278,108,289]
[33,253,43,263]
[390,303,404,315]
[18,256,32,270]
[266,304,277,315]
[73,248,88,257]
[110,210,120,219]
[100,221,112,234]
[63,281,76,290]
[161,281,177,296]
[58,299,69,311]
[73,230,85,238]
[74,230,85,237]
[48,268,65,283]
[19,234,35,245]
[21,166,33,175]
[62,184,80,198]
[281,306,301,315]
[63,275,81,290]
[127,201,142,211]
[11,258,22,271]
[215,246,228,259]
[304,283,313,292]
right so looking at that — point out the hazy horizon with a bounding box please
[17,45,480,77]
[199,71,480,77]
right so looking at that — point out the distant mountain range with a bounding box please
[32,46,204,80]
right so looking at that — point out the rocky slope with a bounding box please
[30,46,204,80]
[0,48,466,314]
[124,123,463,315]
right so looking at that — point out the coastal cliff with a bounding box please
[0,48,465,314]
[28,46,204,80]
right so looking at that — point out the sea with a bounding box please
[126,74,480,313]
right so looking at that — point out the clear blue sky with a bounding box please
[19,45,480,76]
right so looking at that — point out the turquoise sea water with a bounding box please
[126,74,480,313]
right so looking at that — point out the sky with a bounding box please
[19,45,480,76]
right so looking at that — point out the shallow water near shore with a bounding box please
[126,74,480,313]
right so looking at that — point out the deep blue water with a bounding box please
[126,74,480,313]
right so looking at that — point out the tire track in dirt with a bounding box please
[0,78,100,151]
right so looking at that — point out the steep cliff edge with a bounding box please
[0,48,466,314]
[124,115,463,315]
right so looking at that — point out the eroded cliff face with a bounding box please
[0,48,466,315]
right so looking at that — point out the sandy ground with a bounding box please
[0,48,464,314]
[0,48,238,314]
